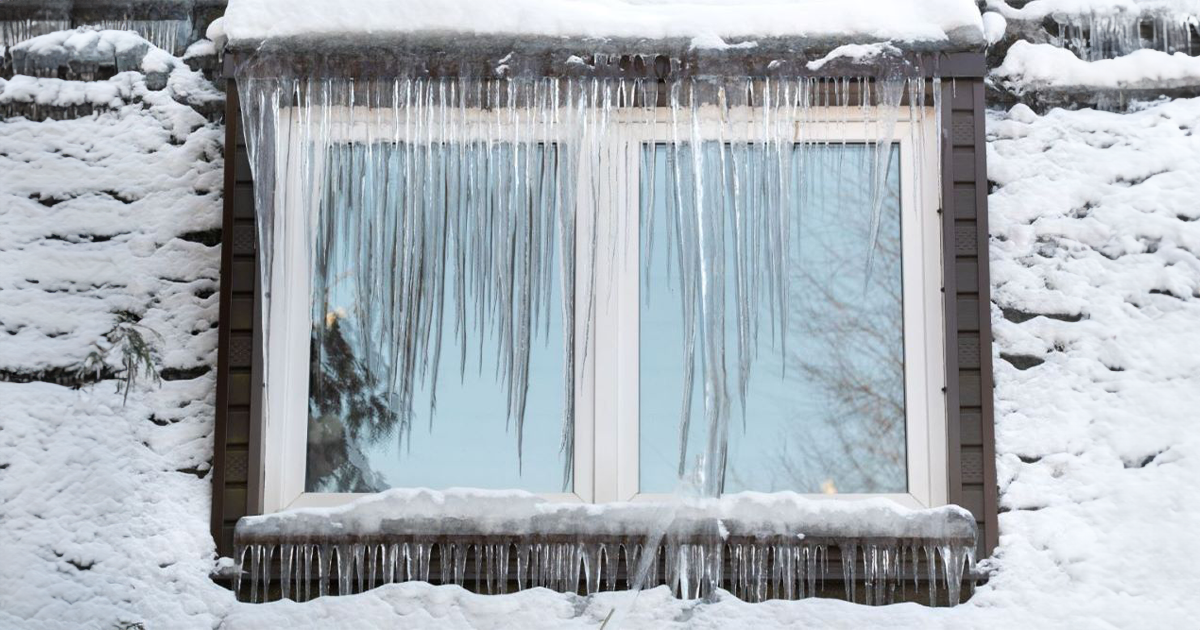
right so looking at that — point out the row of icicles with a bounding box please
[1048,13,1198,60]
[0,18,192,55]
[234,539,976,607]
[244,73,940,493]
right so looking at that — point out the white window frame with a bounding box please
[260,104,946,512]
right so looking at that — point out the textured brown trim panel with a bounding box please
[210,79,236,555]
[972,79,1000,555]
[211,81,260,557]
[939,78,999,557]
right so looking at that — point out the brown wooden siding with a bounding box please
[941,77,999,557]
[212,81,258,556]
[211,66,1000,561]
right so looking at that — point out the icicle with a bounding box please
[454,543,468,587]
[233,546,247,601]
[280,544,294,600]
[584,544,602,594]
[840,542,857,603]
[516,543,530,590]
[603,543,619,592]
[924,544,937,606]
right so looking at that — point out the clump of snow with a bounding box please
[220,0,985,48]
[982,12,1008,44]
[237,488,976,542]
[993,41,1200,92]
[805,42,901,70]
[688,33,757,50]
[183,37,216,60]
[205,15,227,48]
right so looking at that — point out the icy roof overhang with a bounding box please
[220,0,986,54]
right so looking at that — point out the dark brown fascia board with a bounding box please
[221,42,986,80]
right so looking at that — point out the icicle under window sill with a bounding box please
[230,488,980,607]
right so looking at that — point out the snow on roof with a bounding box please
[219,0,985,49]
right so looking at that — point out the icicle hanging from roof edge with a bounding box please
[69,18,193,55]
[0,19,71,49]
[1049,11,1199,61]
[235,67,942,494]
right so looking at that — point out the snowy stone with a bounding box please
[993,41,1200,92]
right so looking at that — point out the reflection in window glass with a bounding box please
[639,143,906,494]
[306,143,568,493]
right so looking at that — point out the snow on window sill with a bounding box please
[230,488,979,607]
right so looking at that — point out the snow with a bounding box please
[0,74,131,109]
[0,35,228,628]
[182,37,216,60]
[236,488,976,541]
[993,41,1200,92]
[982,97,1200,628]
[804,42,901,70]
[982,12,1008,45]
[220,0,985,48]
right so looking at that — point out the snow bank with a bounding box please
[0,27,228,630]
[993,41,1200,92]
[220,0,984,48]
[0,65,223,374]
[0,382,233,630]
[983,98,1200,628]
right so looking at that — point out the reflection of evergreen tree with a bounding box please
[306,318,397,492]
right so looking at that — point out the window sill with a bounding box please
[232,488,979,607]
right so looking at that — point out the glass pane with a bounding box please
[307,142,568,493]
[639,142,906,494]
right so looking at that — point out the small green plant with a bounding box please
[78,311,163,404]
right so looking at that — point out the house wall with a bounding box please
[211,60,1000,560]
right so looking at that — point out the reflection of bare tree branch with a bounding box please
[767,192,907,494]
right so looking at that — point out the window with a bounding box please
[260,101,945,511]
